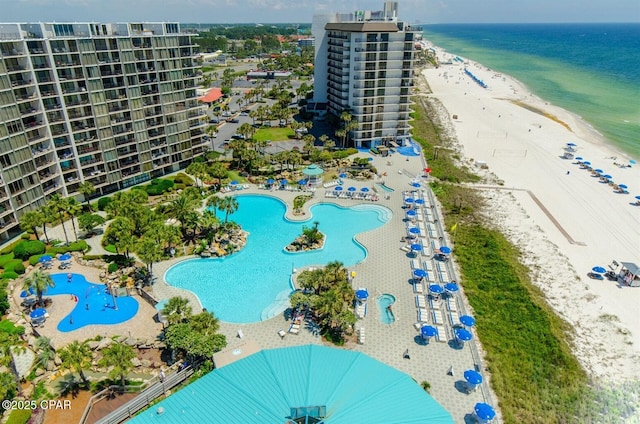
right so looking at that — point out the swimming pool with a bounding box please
[165,195,391,323]
[376,183,395,192]
[45,273,139,332]
[377,294,396,324]
[396,140,421,157]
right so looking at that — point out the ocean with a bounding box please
[421,23,640,159]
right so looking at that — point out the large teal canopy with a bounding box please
[130,344,453,424]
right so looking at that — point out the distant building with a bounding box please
[0,22,205,241]
[312,2,420,148]
[246,70,292,80]
[298,38,315,48]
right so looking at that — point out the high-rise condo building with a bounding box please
[0,22,206,242]
[312,2,420,148]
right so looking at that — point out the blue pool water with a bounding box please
[165,195,392,323]
[396,140,421,157]
[45,273,139,332]
[377,294,396,324]
[376,183,395,192]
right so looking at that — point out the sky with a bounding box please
[0,0,638,24]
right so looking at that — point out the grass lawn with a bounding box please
[253,127,295,142]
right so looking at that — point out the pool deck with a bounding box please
[151,152,498,423]
[35,151,497,422]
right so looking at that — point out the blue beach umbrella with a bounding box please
[413,269,427,279]
[410,243,422,252]
[279,179,288,185]
[334,186,343,191]
[444,282,459,294]
[429,284,443,295]
[30,308,46,320]
[355,289,369,300]
[602,174,613,180]
[347,186,357,192]
[464,369,483,386]
[566,142,576,147]
[635,195,640,200]
[404,197,414,204]
[361,187,370,192]
[455,328,473,342]
[230,180,238,185]
[411,182,421,188]
[592,266,607,274]
[39,255,52,263]
[406,210,417,218]
[582,161,591,166]
[474,403,496,421]
[618,184,628,189]
[630,160,637,165]
[575,157,583,161]
[421,325,438,338]
[59,253,72,262]
[266,178,275,184]
[339,173,347,178]
[20,290,30,298]
[439,246,452,255]
[298,179,308,185]
[414,198,425,205]
[408,227,420,235]
[460,315,476,327]
[594,169,603,174]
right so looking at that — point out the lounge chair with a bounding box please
[411,259,421,269]
[447,297,458,312]
[358,327,365,344]
[432,309,444,325]
[278,329,286,338]
[449,311,460,328]
[416,295,426,309]
[435,326,446,342]
[417,308,429,323]
[400,245,411,253]
[413,282,423,293]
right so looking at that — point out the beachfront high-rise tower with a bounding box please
[312,2,419,148]
[0,22,205,242]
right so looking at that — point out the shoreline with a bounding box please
[419,48,640,383]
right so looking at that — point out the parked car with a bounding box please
[231,134,245,140]
[227,118,240,123]
[240,112,249,117]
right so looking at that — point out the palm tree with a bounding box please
[65,198,83,242]
[136,237,164,273]
[185,162,208,188]
[166,193,202,238]
[19,210,44,241]
[104,217,136,258]
[59,340,92,388]
[0,372,18,404]
[219,196,239,224]
[334,128,347,148]
[189,311,220,337]
[162,297,192,325]
[77,182,96,211]
[35,336,55,371]
[24,270,54,307]
[99,342,135,387]
[47,194,70,245]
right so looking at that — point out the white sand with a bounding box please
[420,51,640,382]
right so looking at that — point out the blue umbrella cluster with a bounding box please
[464,68,488,88]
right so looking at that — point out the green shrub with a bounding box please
[83,254,105,261]
[13,240,46,260]
[20,233,31,240]
[0,271,19,280]
[0,240,22,255]
[28,254,45,266]
[104,244,117,254]
[6,408,31,424]
[97,196,112,211]
[174,173,194,186]
[4,260,25,274]
[174,183,186,190]
[144,178,174,196]
[0,280,9,315]
[332,148,358,159]
[0,320,25,335]
[0,253,15,267]
[107,263,118,273]
[46,240,88,255]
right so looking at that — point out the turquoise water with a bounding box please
[165,195,392,323]
[376,183,394,192]
[422,23,640,159]
[377,294,396,324]
[45,273,139,332]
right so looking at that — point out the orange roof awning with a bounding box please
[199,87,223,103]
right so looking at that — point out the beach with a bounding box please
[420,52,640,382]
